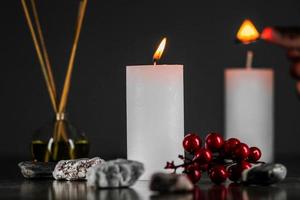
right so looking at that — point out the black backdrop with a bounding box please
[1,0,300,164]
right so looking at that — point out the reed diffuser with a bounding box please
[21,0,89,162]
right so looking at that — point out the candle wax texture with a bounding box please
[225,69,274,162]
[126,65,184,180]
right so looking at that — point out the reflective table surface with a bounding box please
[1,176,300,200]
[1,157,300,200]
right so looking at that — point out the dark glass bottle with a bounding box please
[31,113,89,162]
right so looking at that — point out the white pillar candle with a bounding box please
[126,65,184,180]
[225,68,274,162]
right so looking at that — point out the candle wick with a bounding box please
[246,50,253,70]
[153,60,157,66]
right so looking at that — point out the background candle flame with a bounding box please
[236,19,260,44]
[153,37,167,63]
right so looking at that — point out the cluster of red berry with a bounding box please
[165,132,262,184]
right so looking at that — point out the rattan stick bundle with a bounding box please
[21,0,57,112]
[30,0,57,104]
[59,0,87,114]
[20,0,88,161]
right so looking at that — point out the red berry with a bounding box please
[199,164,209,171]
[227,165,239,182]
[183,133,202,153]
[290,63,300,80]
[208,165,228,184]
[239,160,252,170]
[233,143,250,160]
[228,161,252,182]
[222,138,240,157]
[185,162,201,171]
[193,148,212,164]
[186,169,202,183]
[248,147,261,162]
[205,132,224,152]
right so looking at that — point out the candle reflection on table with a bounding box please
[50,181,87,200]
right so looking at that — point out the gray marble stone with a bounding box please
[242,163,287,185]
[53,157,103,181]
[150,173,194,193]
[86,159,144,188]
[18,161,56,179]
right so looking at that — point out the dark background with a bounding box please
[1,0,300,174]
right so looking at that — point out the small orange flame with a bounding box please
[153,37,167,63]
[236,19,260,44]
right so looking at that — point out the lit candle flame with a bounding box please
[153,37,167,65]
[236,19,260,44]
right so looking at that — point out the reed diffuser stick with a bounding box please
[30,0,57,103]
[58,0,88,113]
[56,1,87,145]
[21,0,57,112]
[52,2,86,159]
[76,1,83,28]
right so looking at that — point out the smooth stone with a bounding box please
[242,163,287,185]
[53,157,103,181]
[86,159,144,188]
[150,173,194,193]
[18,161,56,179]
